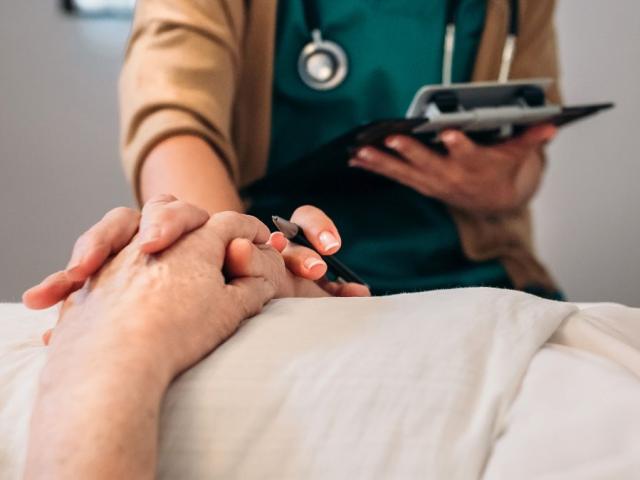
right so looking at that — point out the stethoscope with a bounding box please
[298,0,519,91]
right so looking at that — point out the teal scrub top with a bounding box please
[248,0,515,295]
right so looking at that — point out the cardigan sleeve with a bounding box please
[119,0,245,202]
[510,0,562,103]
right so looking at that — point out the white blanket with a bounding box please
[1,288,639,479]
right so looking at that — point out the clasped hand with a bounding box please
[23,195,369,379]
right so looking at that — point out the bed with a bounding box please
[1,288,639,479]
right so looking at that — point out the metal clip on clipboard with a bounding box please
[405,78,562,142]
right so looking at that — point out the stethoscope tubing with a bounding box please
[299,0,520,90]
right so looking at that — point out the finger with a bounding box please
[204,211,271,258]
[224,238,283,279]
[507,123,557,149]
[290,205,341,255]
[182,212,273,273]
[318,279,371,297]
[138,199,209,253]
[439,130,478,158]
[349,147,430,194]
[384,135,447,168]
[22,271,83,310]
[267,231,289,253]
[225,237,328,284]
[65,206,141,282]
[280,242,327,280]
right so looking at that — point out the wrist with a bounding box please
[47,305,175,391]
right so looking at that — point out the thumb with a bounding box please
[290,205,341,255]
[508,124,557,149]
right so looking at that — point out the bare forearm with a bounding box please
[140,135,244,214]
[25,326,170,479]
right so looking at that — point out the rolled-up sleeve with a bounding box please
[119,0,245,200]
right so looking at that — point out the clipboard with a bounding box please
[243,79,613,196]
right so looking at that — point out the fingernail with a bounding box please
[318,231,340,252]
[348,158,361,168]
[357,148,372,161]
[140,225,161,244]
[304,257,326,271]
[385,137,401,149]
[441,131,457,144]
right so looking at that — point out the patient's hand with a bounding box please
[50,210,322,378]
[30,196,342,345]
[24,195,369,316]
[25,210,301,479]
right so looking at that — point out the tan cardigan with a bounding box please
[120,0,561,291]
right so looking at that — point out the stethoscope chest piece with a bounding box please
[298,29,348,91]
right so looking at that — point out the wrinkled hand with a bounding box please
[24,198,369,323]
[349,124,556,214]
[24,196,338,345]
[47,210,325,379]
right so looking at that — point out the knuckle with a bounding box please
[73,232,91,252]
[212,210,244,230]
[141,194,177,213]
[104,206,139,222]
[174,200,209,220]
[212,210,241,225]
[154,207,179,225]
[149,193,177,204]
[170,200,190,212]
[210,211,250,237]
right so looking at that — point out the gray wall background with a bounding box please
[1,1,638,304]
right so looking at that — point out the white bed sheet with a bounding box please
[484,344,640,479]
[0,289,639,479]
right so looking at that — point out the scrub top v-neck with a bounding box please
[248,0,516,295]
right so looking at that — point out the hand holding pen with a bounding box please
[270,206,370,297]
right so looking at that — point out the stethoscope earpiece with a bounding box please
[298,29,348,91]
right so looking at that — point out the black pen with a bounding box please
[271,216,368,286]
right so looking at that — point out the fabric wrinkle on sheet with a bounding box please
[483,344,640,479]
[0,303,56,479]
[0,289,639,480]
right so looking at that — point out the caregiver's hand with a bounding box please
[276,205,370,297]
[349,124,557,214]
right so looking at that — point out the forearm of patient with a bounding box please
[24,210,289,478]
[25,335,167,479]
